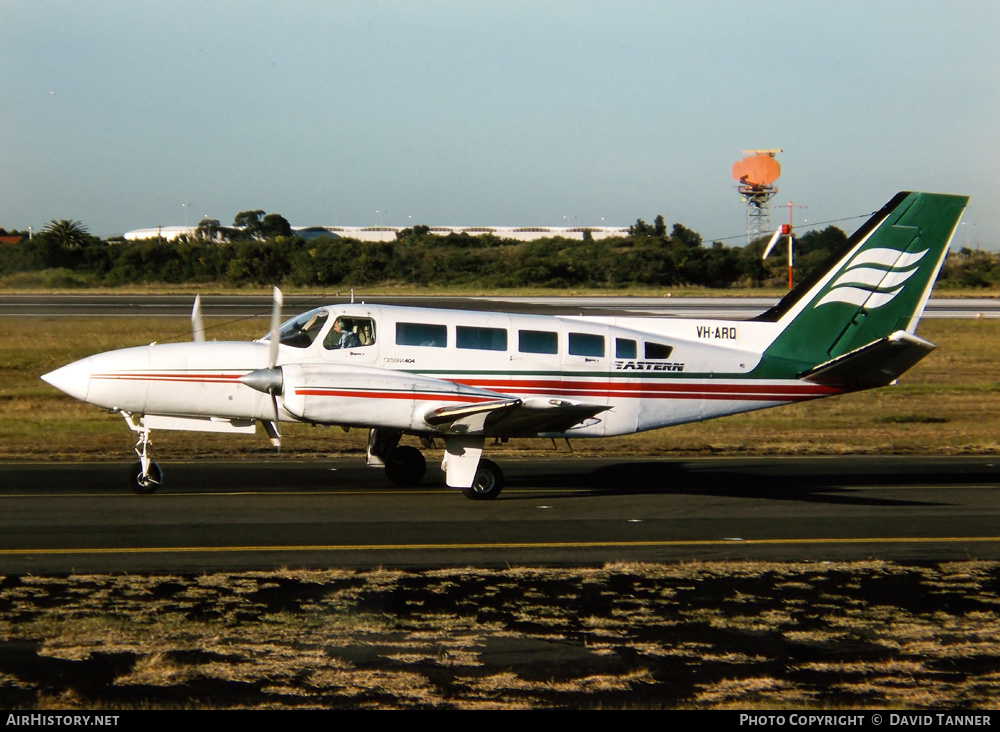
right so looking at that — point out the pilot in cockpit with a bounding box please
[329,317,361,349]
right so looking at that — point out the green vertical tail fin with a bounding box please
[753,191,969,380]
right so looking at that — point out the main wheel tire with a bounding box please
[129,461,162,494]
[384,445,426,487]
[462,459,504,500]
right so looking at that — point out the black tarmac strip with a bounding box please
[1,455,998,574]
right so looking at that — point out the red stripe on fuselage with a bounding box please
[90,372,841,404]
[444,377,840,401]
[92,373,245,384]
[293,388,494,403]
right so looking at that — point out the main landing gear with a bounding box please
[368,428,505,499]
[462,459,503,501]
[383,445,427,487]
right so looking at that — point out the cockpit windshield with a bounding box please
[262,308,330,349]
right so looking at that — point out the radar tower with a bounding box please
[731,149,782,245]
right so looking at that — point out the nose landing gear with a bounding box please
[123,412,162,494]
[129,459,162,494]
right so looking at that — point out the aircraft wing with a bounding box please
[277,363,609,436]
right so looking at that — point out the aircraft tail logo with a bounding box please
[812,247,928,310]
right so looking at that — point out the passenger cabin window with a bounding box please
[457,325,507,351]
[518,329,558,354]
[645,342,674,359]
[323,316,376,350]
[396,322,447,348]
[569,332,605,357]
[275,309,329,349]
[615,338,637,359]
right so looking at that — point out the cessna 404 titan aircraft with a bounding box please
[42,192,968,499]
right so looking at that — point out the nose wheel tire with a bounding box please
[462,459,504,500]
[384,445,427,487]
[129,461,163,494]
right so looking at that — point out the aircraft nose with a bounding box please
[41,357,93,402]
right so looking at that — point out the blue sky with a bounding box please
[3,1,997,247]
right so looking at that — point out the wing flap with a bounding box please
[426,396,609,435]
[424,399,523,428]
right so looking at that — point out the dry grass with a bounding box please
[2,561,1000,709]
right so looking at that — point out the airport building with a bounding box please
[122,224,629,243]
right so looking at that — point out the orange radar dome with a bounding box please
[731,154,781,188]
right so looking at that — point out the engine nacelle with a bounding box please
[279,363,501,430]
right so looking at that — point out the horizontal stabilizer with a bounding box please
[799,330,936,390]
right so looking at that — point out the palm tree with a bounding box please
[42,219,90,249]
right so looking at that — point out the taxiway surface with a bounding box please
[2,456,998,573]
[2,294,998,319]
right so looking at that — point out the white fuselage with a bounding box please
[46,303,841,439]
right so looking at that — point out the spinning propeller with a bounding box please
[238,287,285,447]
[191,295,205,342]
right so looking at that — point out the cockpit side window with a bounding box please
[274,309,329,349]
[324,316,376,350]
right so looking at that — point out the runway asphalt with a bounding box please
[2,456,998,573]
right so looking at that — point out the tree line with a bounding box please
[0,213,996,290]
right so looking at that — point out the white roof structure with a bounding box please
[122,224,629,243]
[123,226,196,241]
